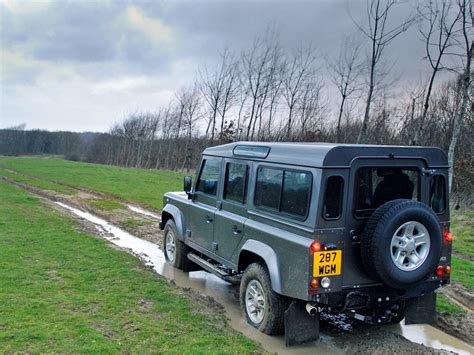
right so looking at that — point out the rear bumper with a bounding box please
[311,279,447,310]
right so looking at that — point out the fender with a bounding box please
[161,204,186,241]
[240,239,282,293]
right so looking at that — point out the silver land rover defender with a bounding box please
[159,142,452,345]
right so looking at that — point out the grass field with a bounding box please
[0,156,185,210]
[1,156,472,314]
[451,210,474,258]
[0,181,258,352]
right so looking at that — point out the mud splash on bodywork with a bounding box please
[54,202,474,354]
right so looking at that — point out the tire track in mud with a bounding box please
[1,175,473,354]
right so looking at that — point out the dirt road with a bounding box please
[2,175,473,354]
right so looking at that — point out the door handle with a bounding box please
[205,215,213,223]
[232,225,242,235]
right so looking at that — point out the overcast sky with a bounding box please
[1,0,437,133]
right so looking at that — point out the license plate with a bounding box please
[313,250,342,277]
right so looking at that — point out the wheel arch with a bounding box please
[238,240,282,293]
[161,204,185,241]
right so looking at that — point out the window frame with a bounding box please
[322,175,345,221]
[195,157,221,197]
[223,162,249,205]
[254,165,313,221]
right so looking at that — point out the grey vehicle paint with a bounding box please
[161,142,450,302]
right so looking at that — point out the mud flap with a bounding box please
[405,292,436,325]
[284,300,319,346]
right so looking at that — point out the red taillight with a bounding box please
[445,265,451,274]
[444,231,454,242]
[436,265,444,276]
[310,241,321,253]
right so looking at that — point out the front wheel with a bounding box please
[240,262,287,335]
[163,220,189,270]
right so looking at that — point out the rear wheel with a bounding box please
[240,262,287,335]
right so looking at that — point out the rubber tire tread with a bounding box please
[361,199,405,280]
[361,199,442,289]
[240,262,287,335]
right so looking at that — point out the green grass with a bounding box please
[0,181,258,352]
[451,256,474,290]
[0,157,186,210]
[451,210,474,258]
[0,168,75,195]
[436,294,463,314]
[86,198,125,211]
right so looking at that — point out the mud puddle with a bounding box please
[54,201,474,354]
[127,205,161,220]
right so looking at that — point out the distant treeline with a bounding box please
[1,0,472,201]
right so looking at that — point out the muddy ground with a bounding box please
[2,175,473,354]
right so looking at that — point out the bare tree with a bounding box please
[241,32,280,140]
[282,45,315,140]
[353,0,415,143]
[297,77,326,139]
[178,84,201,171]
[411,0,462,144]
[200,49,234,143]
[448,0,473,191]
[327,36,363,142]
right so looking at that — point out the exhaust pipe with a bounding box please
[306,302,318,316]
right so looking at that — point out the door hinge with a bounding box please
[212,242,219,251]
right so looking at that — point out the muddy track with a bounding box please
[0,166,162,214]
[1,176,473,354]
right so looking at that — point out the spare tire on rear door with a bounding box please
[361,199,442,289]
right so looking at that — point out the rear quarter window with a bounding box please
[430,175,446,213]
[322,176,344,220]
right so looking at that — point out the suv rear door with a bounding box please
[343,158,428,287]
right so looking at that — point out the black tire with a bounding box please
[361,199,442,289]
[240,262,287,335]
[163,219,190,270]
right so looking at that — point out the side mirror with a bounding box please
[184,176,193,198]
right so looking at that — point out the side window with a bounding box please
[224,163,248,204]
[430,175,446,213]
[255,166,312,219]
[196,158,221,196]
[323,176,344,220]
[281,171,312,217]
[254,167,282,211]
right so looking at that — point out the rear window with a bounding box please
[254,167,312,218]
[354,167,419,218]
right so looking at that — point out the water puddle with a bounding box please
[127,205,161,220]
[395,322,473,355]
[55,201,474,354]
